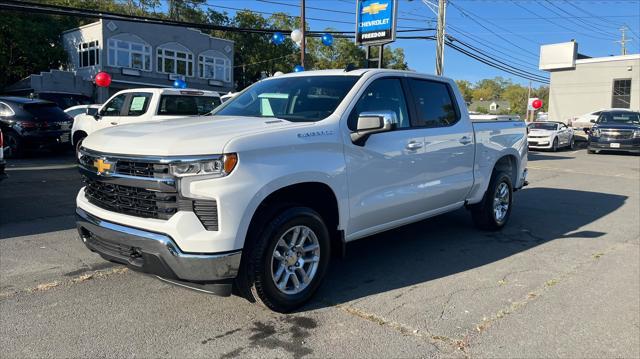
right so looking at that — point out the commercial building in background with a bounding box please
[4,20,234,104]
[539,41,639,123]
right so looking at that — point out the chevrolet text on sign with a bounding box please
[356,0,397,45]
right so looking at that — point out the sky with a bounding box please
[174,0,640,86]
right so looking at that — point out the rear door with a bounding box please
[405,78,475,210]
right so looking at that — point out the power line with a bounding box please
[448,1,540,57]
[543,0,619,37]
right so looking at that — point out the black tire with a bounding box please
[551,137,558,152]
[587,149,597,154]
[569,136,576,150]
[243,206,331,313]
[470,171,513,231]
[75,135,86,158]
[4,131,22,159]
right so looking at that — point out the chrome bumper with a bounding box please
[76,208,241,296]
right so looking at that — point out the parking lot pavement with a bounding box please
[1,148,639,358]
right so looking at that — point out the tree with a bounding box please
[502,84,528,115]
[455,80,473,104]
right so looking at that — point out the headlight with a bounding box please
[169,154,238,178]
[591,128,600,137]
[633,130,640,138]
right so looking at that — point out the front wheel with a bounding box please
[244,207,331,313]
[470,171,513,231]
[4,131,22,159]
[551,138,559,152]
[569,136,576,150]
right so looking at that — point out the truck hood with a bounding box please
[82,116,309,156]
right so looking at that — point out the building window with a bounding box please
[78,41,99,68]
[107,38,151,71]
[157,45,193,77]
[199,55,231,82]
[612,79,632,108]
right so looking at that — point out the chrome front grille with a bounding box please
[601,130,633,140]
[115,161,170,178]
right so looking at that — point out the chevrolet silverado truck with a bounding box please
[76,69,528,312]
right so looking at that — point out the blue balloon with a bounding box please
[173,79,187,89]
[321,33,334,46]
[271,32,285,45]
[293,65,304,72]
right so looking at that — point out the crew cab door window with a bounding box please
[100,94,127,116]
[348,78,410,130]
[124,93,152,116]
[407,79,459,128]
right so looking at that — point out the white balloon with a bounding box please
[290,29,303,43]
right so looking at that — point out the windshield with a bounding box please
[528,122,558,131]
[213,75,359,122]
[597,111,640,125]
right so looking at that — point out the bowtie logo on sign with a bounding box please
[356,0,397,46]
[362,2,388,15]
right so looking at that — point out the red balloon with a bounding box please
[532,99,542,109]
[95,72,112,87]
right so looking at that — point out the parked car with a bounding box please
[71,88,221,153]
[75,69,528,312]
[571,108,632,134]
[0,130,6,181]
[588,110,640,154]
[527,121,576,151]
[65,104,101,120]
[0,97,73,158]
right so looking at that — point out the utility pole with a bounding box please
[435,0,447,76]
[615,27,632,55]
[526,81,532,122]
[300,0,306,68]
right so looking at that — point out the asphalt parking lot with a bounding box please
[1,147,639,358]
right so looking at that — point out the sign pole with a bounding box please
[378,44,384,68]
[300,0,306,68]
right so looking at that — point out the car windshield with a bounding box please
[528,122,558,131]
[597,112,640,125]
[212,75,359,122]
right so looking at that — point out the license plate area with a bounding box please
[610,143,621,148]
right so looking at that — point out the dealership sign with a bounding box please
[356,0,398,45]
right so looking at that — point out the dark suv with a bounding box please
[588,110,640,154]
[0,97,74,158]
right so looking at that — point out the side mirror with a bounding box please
[350,111,398,146]
[86,107,99,119]
[590,119,596,123]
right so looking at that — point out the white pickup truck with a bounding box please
[71,88,221,152]
[75,69,528,312]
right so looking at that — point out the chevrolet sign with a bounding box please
[356,0,397,45]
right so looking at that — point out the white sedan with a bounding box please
[528,121,576,151]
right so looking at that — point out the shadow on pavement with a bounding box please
[310,187,626,309]
[528,152,575,161]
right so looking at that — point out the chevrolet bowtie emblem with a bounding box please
[362,2,388,15]
[94,158,112,174]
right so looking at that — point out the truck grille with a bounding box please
[83,176,178,220]
[601,130,633,140]
[115,161,170,178]
[193,200,219,231]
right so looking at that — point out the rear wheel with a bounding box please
[242,207,331,313]
[470,171,513,231]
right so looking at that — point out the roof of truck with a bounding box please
[271,68,452,83]
[111,88,221,97]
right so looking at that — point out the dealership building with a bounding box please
[539,41,640,123]
[4,20,234,104]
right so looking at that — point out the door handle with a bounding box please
[406,141,424,150]
[110,122,118,125]
[459,136,472,145]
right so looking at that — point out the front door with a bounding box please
[344,78,431,236]
[96,92,152,131]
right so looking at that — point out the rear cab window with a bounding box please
[157,95,222,116]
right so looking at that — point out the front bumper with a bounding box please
[588,138,640,153]
[527,139,552,149]
[76,207,242,295]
